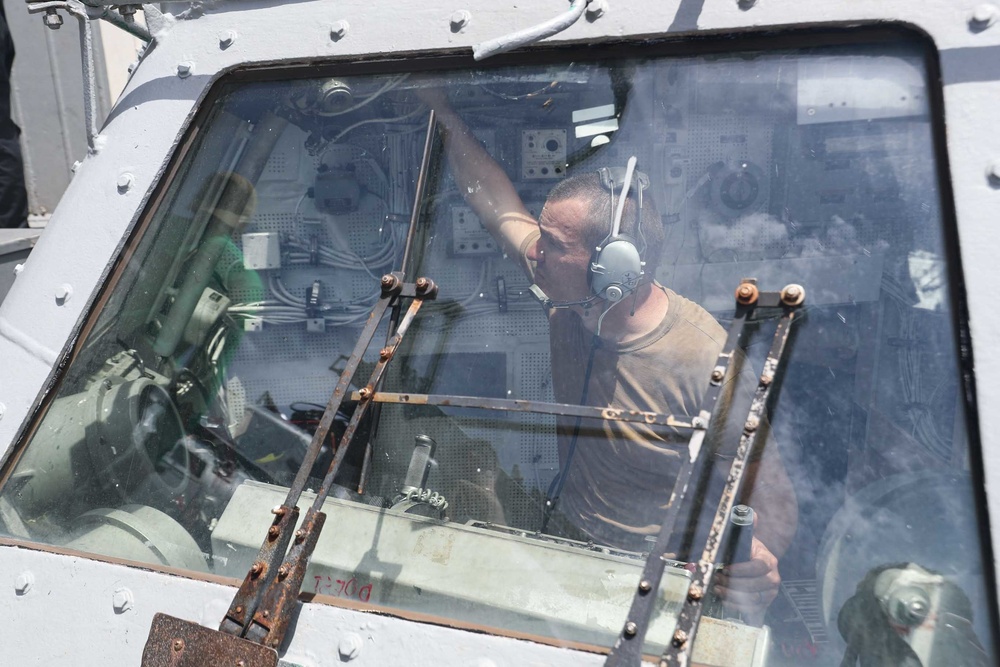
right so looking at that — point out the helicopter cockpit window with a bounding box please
[0,35,995,665]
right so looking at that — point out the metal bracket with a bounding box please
[140,276,437,662]
[605,280,805,667]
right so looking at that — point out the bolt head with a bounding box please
[330,20,350,40]
[14,571,33,595]
[43,11,63,29]
[450,10,472,29]
[55,283,73,303]
[172,639,184,652]
[688,584,704,601]
[987,160,1000,185]
[972,4,999,27]
[673,629,688,646]
[117,172,134,193]
[177,62,193,78]
[780,283,805,306]
[623,620,638,637]
[112,587,133,613]
[358,386,373,400]
[379,347,392,360]
[586,0,607,17]
[218,30,237,48]
[638,579,652,593]
[745,416,760,432]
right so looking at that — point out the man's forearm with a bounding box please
[742,454,798,558]
[430,104,535,259]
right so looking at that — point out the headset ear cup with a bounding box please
[590,236,643,301]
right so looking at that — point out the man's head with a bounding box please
[527,171,664,303]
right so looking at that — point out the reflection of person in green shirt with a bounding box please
[419,88,797,623]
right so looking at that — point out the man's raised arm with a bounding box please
[418,88,538,266]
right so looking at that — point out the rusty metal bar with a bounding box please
[605,281,802,667]
[400,111,437,275]
[660,300,801,667]
[217,274,404,639]
[239,285,435,651]
[354,391,696,430]
[360,112,438,492]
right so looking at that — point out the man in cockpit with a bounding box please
[420,89,797,622]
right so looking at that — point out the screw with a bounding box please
[745,416,759,433]
[623,621,637,637]
[43,9,63,29]
[710,367,725,383]
[450,10,472,31]
[268,525,280,539]
[172,639,184,652]
[117,172,134,193]
[673,629,688,646]
[277,566,289,579]
[415,277,430,292]
[638,580,652,593]
[379,347,392,361]
[218,30,237,48]
[177,62,193,78]
[688,584,704,601]
[358,386,373,400]
[262,610,269,618]
[250,562,264,577]
[971,4,999,28]
[55,284,73,304]
[112,588,133,613]
[295,529,305,542]
[235,605,243,614]
[14,571,33,595]
[271,505,286,516]
[330,20,350,40]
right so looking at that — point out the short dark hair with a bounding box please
[547,172,664,275]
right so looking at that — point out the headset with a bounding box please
[529,156,650,310]
[589,156,649,303]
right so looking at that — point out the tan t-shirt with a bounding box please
[550,288,755,551]
[520,230,758,551]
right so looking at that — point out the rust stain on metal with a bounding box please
[141,614,277,667]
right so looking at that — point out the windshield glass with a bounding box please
[0,36,995,666]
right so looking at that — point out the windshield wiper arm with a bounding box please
[141,274,438,665]
[605,281,805,667]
